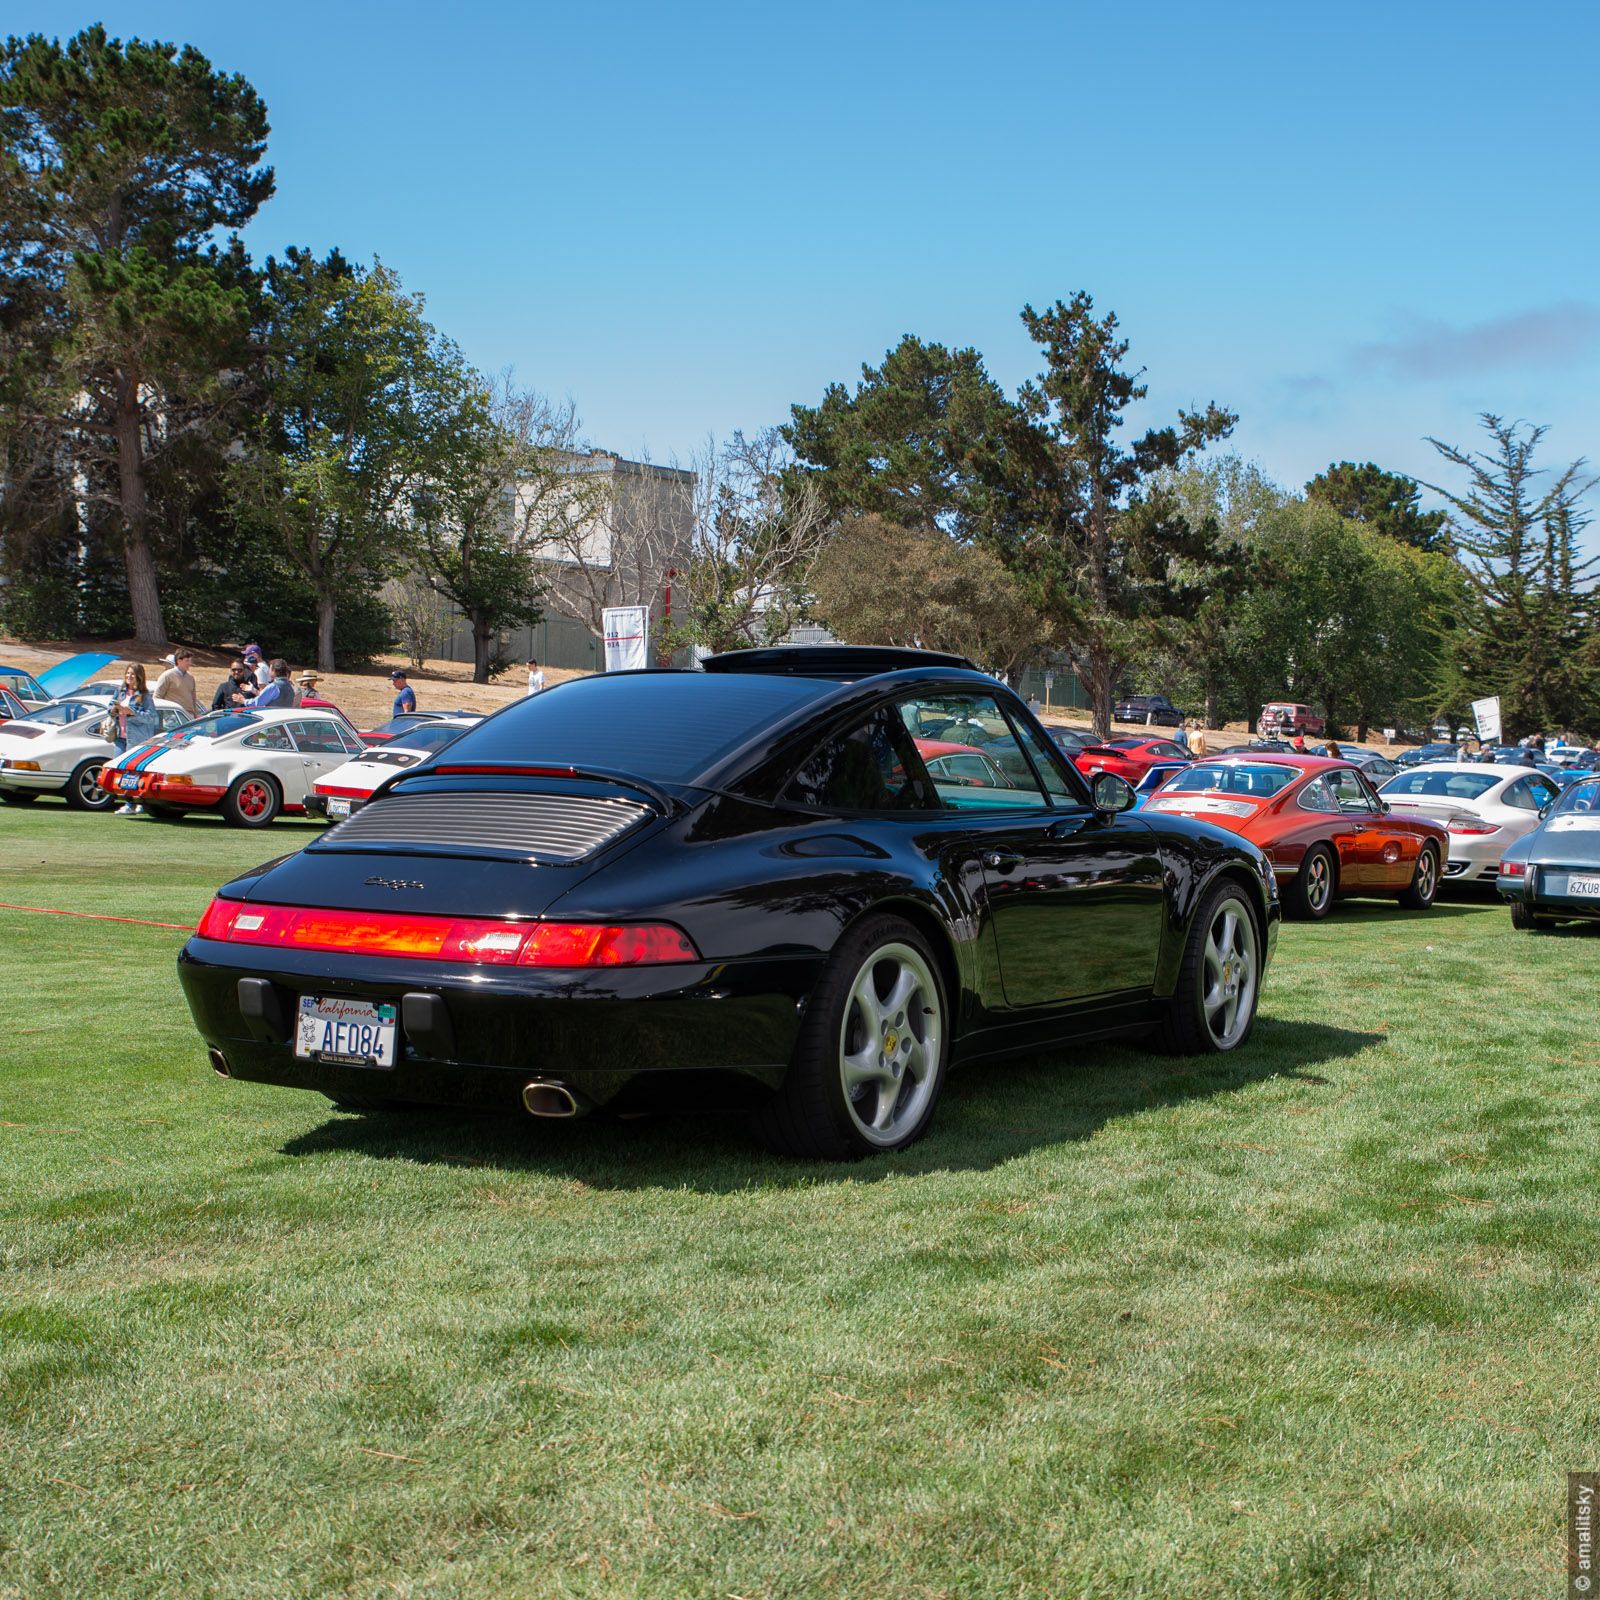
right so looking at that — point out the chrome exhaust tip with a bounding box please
[208,1048,232,1079]
[522,1079,580,1118]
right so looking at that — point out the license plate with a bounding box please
[295,996,397,1068]
[1567,875,1600,898]
[118,773,140,790]
[326,797,351,820]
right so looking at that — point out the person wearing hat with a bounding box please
[296,671,339,711]
[390,669,416,716]
[244,644,270,689]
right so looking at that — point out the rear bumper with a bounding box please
[303,793,370,821]
[0,768,70,793]
[177,940,822,1112]
[1499,864,1600,918]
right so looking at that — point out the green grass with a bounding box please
[3,804,1597,1598]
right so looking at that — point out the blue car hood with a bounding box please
[35,652,119,699]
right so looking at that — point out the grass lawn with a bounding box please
[2,805,1596,1598]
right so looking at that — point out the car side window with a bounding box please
[1329,769,1376,813]
[784,707,936,813]
[242,726,293,751]
[288,718,351,755]
[895,692,1056,811]
[1505,776,1556,812]
[1298,777,1341,814]
[158,709,187,731]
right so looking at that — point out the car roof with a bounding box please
[702,645,977,680]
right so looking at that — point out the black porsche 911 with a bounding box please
[178,647,1281,1159]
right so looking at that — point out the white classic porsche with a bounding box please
[0,696,194,811]
[303,715,480,821]
[99,707,366,826]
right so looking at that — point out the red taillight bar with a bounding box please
[193,899,699,967]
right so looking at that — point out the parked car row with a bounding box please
[0,680,483,826]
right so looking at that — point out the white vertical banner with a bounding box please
[602,606,650,672]
[1471,695,1502,743]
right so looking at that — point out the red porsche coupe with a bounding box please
[1073,735,1193,784]
[1143,754,1447,919]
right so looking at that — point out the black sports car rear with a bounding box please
[178,648,1281,1158]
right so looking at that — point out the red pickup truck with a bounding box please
[1257,701,1326,737]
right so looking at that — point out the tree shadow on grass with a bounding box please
[279,1016,1382,1192]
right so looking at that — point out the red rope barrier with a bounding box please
[0,901,195,931]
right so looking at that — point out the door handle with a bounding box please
[983,851,1023,873]
[1047,817,1088,839]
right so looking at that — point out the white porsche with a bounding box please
[99,706,366,827]
[304,715,480,821]
[0,696,194,811]
[1377,762,1562,883]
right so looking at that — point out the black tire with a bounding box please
[1398,845,1440,910]
[754,913,949,1160]
[0,789,38,804]
[1158,880,1264,1055]
[1509,901,1550,932]
[222,772,280,828]
[65,759,113,812]
[1287,843,1336,920]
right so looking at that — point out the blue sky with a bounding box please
[19,1,1600,510]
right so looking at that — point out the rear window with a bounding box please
[1379,770,1498,800]
[1164,762,1296,798]
[438,672,829,785]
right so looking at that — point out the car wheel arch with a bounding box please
[840,895,963,1029]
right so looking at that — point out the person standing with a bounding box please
[295,672,340,710]
[213,660,253,710]
[525,658,546,697]
[244,645,270,689]
[112,663,159,817]
[390,669,417,715]
[242,659,299,710]
[151,649,200,718]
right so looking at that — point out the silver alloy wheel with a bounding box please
[1202,896,1259,1049]
[76,763,108,807]
[1414,848,1436,901]
[1306,850,1331,912]
[837,941,942,1147]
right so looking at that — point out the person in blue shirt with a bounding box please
[242,658,300,710]
[390,669,417,716]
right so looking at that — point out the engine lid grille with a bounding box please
[315,790,651,863]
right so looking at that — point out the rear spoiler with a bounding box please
[703,646,977,681]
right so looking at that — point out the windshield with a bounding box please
[1163,762,1296,798]
[21,700,100,727]
[437,672,832,785]
[1380,770,1498,800]
[160,710,262,747]
[1550,777,1600,816]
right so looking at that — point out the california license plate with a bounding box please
[325,797,351,820]
[118,773,140,790]
[1566,875,1600,898]
[295,996,397,1068]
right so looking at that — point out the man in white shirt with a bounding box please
[525,658,546,696]
[245,645,270,688]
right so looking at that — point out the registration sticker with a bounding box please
[295,995,397,1068]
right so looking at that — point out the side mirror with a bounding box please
[1539,800,1553,818]
[1091,771,1137,814]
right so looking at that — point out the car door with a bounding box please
[1303,770,1381,886]
[897,693,1166,1006]
[1345,766,1422,886]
